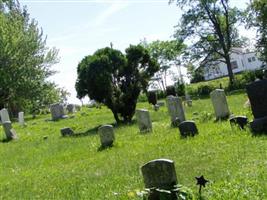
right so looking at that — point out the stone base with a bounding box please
[250,116,267,133]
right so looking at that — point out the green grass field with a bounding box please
[0,92,266,199]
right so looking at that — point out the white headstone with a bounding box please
[0,108,10,123]
[18,112,25,126]
[210,89,230,120]
[50,103,65,121]
[3,121,18,140]
[136,109,152,132]
[166,96,185,124]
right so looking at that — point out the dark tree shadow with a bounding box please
[69,125,101,138]
[97,144,114,152]
[0,138,12,143]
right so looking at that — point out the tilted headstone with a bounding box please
[98,125,115,147]
[178,120,198,137]
[246,79,267,133]
[3,121,18,140]
[141,159,178,190]
[0,108,10,123]
[66,104,75,113]
[229,116,248,130]
[210,89,230,120]
[136,109,152,132]
[50,103,66,121]
[18,112,25,126]
[166,95,185,125]
[60,127,74,137]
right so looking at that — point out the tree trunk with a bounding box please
[112,110,121,124]
[225,54,235,85]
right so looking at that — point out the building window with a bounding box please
[248,58,252,62]
[231,61,238,69]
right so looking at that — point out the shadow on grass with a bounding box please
[70,126,101,138]
[0,138,12,143]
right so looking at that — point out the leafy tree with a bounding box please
[247,0,267,64]
[170,0,245,85]
[186,63,205,83]
[141,40,185,91]
[76,45,159,123]
[0,0,60,115]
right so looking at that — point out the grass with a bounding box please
[0,92,266,199]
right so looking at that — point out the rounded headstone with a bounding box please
[210,89,230,120]
[136,109,152,132]
[178,120,198,137]
[60,127,74,137]
[166,95,186,124]
[98,125,115,147]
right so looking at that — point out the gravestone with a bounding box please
[178,120,198,137]
[157,101,165,107]
[186,100,193,107]
[246,79,267,133]
[229,116,248,130]
[3,121,18,140]
[136,109,152,132]
[210,89,230,120]
[166,95,185,125]
[18,112,25,126]
[0,108,10,123]
[50,103,66,121]
[60,127,74,137]
[66,104,75,113]
[98,125,115,147]
[141,159,178,197]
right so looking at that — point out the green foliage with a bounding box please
[75,45,159,123]
[175,81,185,96]
[0,1,62,115]
[170,0,246,84]
[166,85,177,96]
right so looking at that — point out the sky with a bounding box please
[19,0,253,104]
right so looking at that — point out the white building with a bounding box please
[199,48,265,80]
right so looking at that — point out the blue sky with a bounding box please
[20,0,251,104]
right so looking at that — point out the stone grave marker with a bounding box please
[178,120,198,137]
[50,103,67,121]
[60,127,74,137]
[166,95,185,125]
[246,79,267,133]
[210,89,230,120]
[0,108,10,123]
[229,116,248,130]
[136,109,152,132]
[18,112,25,126]
[66,104,75,114]
[157,101,165,107]
[141,159,178,198]
[3,121,18,140]
[98,125,115,147]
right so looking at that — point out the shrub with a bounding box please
[166,86,176,96]
[197,84,215,96]
[147,91,157,105]
[175,81,186,96]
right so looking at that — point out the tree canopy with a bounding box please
[76,45,159,123]
[0,0,63,115]
[170,0,246,84]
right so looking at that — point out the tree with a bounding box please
[0,0,61,115]
[75,45,159,124]
[247,0,267,64]
[170,0,245,85]
[141,40,185,91]
[186,63,205,83]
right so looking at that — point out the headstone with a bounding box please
[18,112,25,126]
[75,105,81,111]
[210,89,230,120]
[178,120,198,137]
[136,109,152,132]
[166,95,185,125]
[186,100,193,107]
[157,101,165,107]
[246,79,267,133]
[3,121,18,140]
[229,116,248,129]
[66,104,75,113]
[0,108,10,123]
[141,159,177,190]
[98,125,115,147]
[50,103,66,121]
[60,127,74,137]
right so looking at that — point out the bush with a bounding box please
[147,91,157,105]
[197,84,215,96]
[175,81,186,96]
[166,86,176,96]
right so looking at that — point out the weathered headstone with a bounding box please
[60,127,74,137]
[166,95,185,125]
[50,103,66,121]
[98,125,115,147]
[246,79,267,133]
[0,108,10,123]
[210,89,230,120]
[186,100,193,107]
[18,112,25,126]
[66,104,75,113]
[3,121,18,140]
[136,109,152,132]
[141,159,178,190]
[229,116,248,130]
[178,120,198,137]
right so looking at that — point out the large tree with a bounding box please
[0,0,60,115]
[75,45,159,123]
[141,40,185,91]
[170,0,245,85]
[247,0,267,64]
